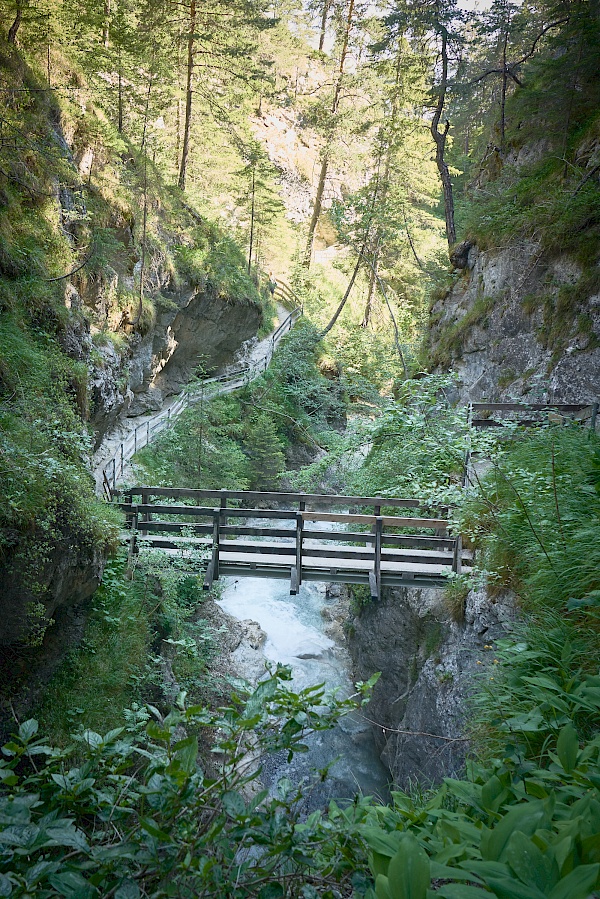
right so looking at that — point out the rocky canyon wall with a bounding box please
[348,585,514,787]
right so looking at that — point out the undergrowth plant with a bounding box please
[1,672,379,898]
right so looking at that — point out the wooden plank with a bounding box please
[301,511,448,530]
[138,521,213,535]
[471,403,588,412]
[220,542,295,556]
[215,550,450,575]
[300,528,375,544]
[123,486,422,509]
[382,534,456,550]
[118,503,218,517]
[220,526,296,539]
[290,566,299,595]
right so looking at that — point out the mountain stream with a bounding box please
[218,573,390,811]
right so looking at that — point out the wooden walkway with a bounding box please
[117,487,470,598]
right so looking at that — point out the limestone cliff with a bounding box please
[348,585,514,787]
[428,241,600,403]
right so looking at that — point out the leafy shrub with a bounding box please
[0,672,377,898]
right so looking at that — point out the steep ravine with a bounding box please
[348,584,515,787]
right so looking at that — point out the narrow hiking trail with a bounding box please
[93,301,296,494]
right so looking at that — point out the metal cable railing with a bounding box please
[101,299,303,498]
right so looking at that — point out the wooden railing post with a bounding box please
[126,506,138,576]
[453,534,463,575]
[370,516,382,600]
[291,511,303,594]
[140,489,150,536]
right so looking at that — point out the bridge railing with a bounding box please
[101,305,303,498]
[469,401,598,430]
[117,487,467,598]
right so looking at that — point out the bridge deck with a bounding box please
[119,487,470,597]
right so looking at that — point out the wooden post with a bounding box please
[295,511,303,588]
[127,506,138,576]
[213,508,220,579]
[134,426,137,454]
[453,534,463,575]
[371,516,382,600]
[120,442,124,479]
[140,489,150,536]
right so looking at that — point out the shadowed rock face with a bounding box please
[0,521,105,647]
[348,586,514,787]
[152,286,263,396]
[429,242,600,403]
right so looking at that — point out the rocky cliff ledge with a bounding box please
[348,585,514,787]
[428,241,600,403]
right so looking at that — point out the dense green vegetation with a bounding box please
[2,0,600,893]
[135,322,346,490]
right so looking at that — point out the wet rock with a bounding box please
[241,619,267,651]
[349,585,515,787]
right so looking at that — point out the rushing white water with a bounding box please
[218,574,390,810]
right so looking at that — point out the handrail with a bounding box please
[118,492,465,598]
[100,303,303,498]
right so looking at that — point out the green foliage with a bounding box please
[1,671,379,898]
[459,426,600,613]
[135,322,344,491]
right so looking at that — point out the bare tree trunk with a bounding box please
[178,0,196,191]
[430,30,456,249]
[140,66,154,153]
[103,0,111,48]
[318,0,330,51]
[303,154,328,267]
[303,0,355,267]
[7,0,22,44]
[362,251,377,327]
[118,59,123,133]
[248,165,256,274]
[499,28,509,155]
[319,242,365,338]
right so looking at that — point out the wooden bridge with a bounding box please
[117,487,470,599]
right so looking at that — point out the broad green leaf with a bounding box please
[480,802,548,861]
[222,791,246,818]
[505,832,558,892]
[548,863,600,899]
[174,735,198,775]
[82,730,103,750]
[47,871,94,898]
[375,873,391,899]
[386,834,430,899]
[257,885,284,899]
[0,874,11,897]
[139,817,171,842]
[484,875,546,899]
[363,827,402,858]
[436,887,491,899]
[556,724,579,774]
[481,776,504,813]
[115,880,140,899]
[18,720,38,742]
